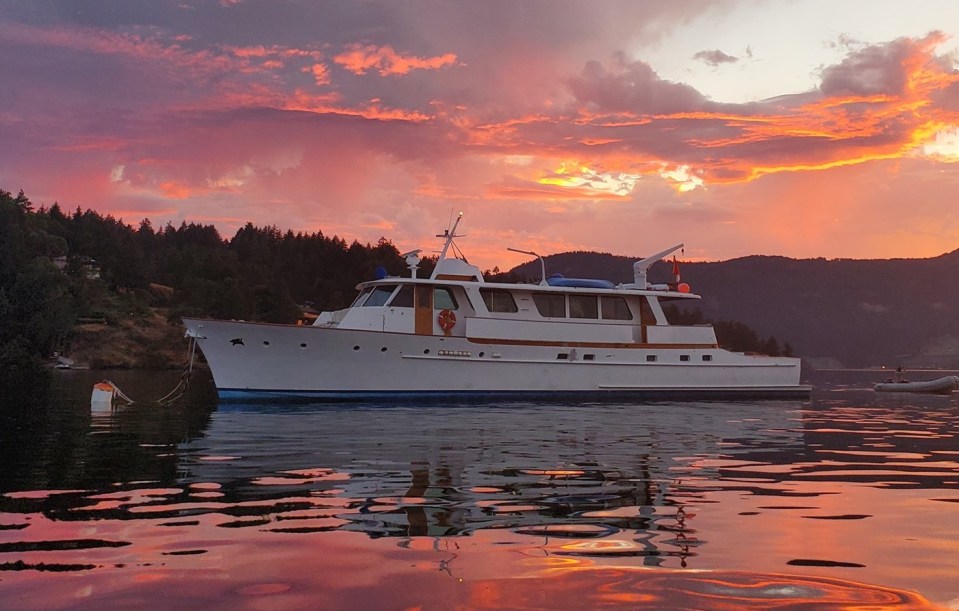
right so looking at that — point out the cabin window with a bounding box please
[434,287,458,310]
[646,354,657,362]
[680,354,690,362]
[702,354,713,362]
[480,288,518,313]
[601,296,633,320]
[569,295,598,319]
[389,285,414,308]
[533,293,566,318]
[363,285,396,307]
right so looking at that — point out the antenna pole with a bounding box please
[507,247,547,285]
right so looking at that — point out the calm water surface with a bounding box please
[1,369,957,609]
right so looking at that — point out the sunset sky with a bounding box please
[2,0,959,268]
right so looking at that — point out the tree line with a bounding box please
[0,188,413,392]
[664,305,794,357]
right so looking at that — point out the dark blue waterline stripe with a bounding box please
[216,386,812,404]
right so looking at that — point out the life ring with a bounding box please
[437,309,456,334]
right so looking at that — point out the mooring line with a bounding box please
[96,333,198,406]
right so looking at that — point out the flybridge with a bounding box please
[417,211,691,294]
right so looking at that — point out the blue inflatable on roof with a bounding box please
[545,275,616,289]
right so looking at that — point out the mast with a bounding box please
[436,212,464,262]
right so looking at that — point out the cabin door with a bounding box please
[414,285,434,335]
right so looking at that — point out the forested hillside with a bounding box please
[0,188,409,388]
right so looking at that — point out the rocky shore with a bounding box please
[63,308,195,370]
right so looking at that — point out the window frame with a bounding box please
[388,284,414,308]
[532,293,567,318]
[600,296,633,321]
[480,288,519,313]
[568,294,599,319]
[433,287,459,310]
[362,285,398,307]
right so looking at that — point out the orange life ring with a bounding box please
[437,309,456,334]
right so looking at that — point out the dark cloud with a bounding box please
[568,55,709,114]
[693,49,738,66]
[819,33,943,97]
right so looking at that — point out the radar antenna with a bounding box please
[400,249,421,278]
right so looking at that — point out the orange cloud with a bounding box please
[281,90,431,122]
[333,43,457,76]
[515,33,959,195]
[306,63,331,86]
[489,181,629,202]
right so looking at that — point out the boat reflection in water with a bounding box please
[1,379,954,609]
[170,396,947,607]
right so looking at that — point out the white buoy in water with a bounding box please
[91,381,115,411]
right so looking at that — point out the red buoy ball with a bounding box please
[677,282,691,293]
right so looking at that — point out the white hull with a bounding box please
[183,318,808,401]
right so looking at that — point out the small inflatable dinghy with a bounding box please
[874,375,959,395]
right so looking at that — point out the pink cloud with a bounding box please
[333,43,457,76]
[0,22,236,78]
[306,63,331,86]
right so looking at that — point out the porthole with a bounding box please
[479,352,485,357]
[353,345,360,351]
[263,340,270,346]
[381,347,388,352]
[300,343,307,348]
[424,349,430,355]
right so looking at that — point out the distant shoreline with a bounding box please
[814,368,959,373]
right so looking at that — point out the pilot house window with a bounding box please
[362,285,396,307]
[532,293,566,318]
[601,296,633,320]
[433,287,458,310]
[569,295,598,319]
[480,288,518,313]
[389,285,414,308]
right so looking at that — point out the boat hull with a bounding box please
[183,318,810,402]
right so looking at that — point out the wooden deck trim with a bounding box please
[465,337,718,349]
